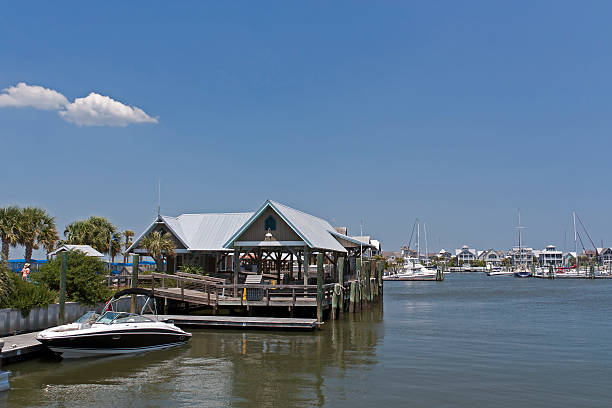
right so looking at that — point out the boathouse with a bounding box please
[128,200,374,282]
[126,200,381,319]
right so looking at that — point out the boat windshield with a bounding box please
[75,311,100,324]
[95,311,155,324]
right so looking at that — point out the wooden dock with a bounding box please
[0,331,47,363]
[159,315,318,330]
[146,272,334,309]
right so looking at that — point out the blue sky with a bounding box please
[2,1,612,255]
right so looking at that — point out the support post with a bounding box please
[303,247,310,287]
[233,247,240,297]
[349,281,357,313]
[317,253,323,326]
[370,260,376,300]
[356,258,363,310]
[59,252,67,325]
[338,257,345,315]
[362,260,370,306]
[131,254,139,313]
[297,251,302,281]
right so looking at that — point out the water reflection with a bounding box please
[6,304,384,408]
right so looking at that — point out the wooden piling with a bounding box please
[338,257,345,315]
[316,253,323,326]
[349,281,357,312]
[331,288,338,320]
[362,260,370,306]
[59,252,67,325]
[130,254,139,313]
[370,261,376,301]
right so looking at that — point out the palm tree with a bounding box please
[62,216,121,261]
[39,217,60,259]
[0,206,22,264]
[18,206,57,264]
[123,229,134,263]
[140,231,175,272]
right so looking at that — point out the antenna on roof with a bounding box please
[157,178,161,217]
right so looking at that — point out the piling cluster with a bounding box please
[318,256,384,322]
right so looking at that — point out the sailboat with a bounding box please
[384,219,438,280]
[514,209,532,278]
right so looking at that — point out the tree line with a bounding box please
[0,205,135,264]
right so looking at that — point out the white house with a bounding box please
[477,249,504,266]
[597,248,612,266]
[455,245,477,264]
[508,247,534,266]
[534,245,563,267]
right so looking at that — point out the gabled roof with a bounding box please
[49,244,104,257]
[128,212,254,252]
[351,236,371,245]
[224,200,348,252]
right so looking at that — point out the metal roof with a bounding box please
[127,212,254,252]
[48,244,104,257]
[163,212,254,250]
[224,200,349,253]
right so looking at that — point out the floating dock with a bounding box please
[0,314,318,365]
[0,331,47,364]
[159,315,318,330]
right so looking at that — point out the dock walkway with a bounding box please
[0,331,46,363]
[159,315,318,330]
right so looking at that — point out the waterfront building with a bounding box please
[438,249,452,260]
[564,251,577,266]
[598,248,612,265]
[533,245,563,267]
[48,244,104,259]
[352,236,382,257]
[477,249,504,266]
[455,245,477,264]
[128,200,375,279]
[508,247,534,266]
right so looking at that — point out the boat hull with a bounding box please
[37,327,191,358]
[48,342,187,358]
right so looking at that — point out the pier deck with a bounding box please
[147,273,332,309]
[159,315,318,330]
[0,331,46,363]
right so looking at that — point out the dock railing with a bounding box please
[140,272,335,308]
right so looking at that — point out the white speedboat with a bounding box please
[486,268,514,276]
[37,288,191,358]
[383,263,438,280]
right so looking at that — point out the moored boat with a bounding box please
[36,288,191,358]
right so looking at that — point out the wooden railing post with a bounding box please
[317,253,323,326]
[130,254,139,313]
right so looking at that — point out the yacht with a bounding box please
[37,288,191,358]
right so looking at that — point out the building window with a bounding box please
[264,215,276,231]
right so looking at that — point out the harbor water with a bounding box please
[4,273,612,407]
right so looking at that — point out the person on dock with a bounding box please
[21,263,30,281]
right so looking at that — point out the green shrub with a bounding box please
[34,251,113,306]
[180,264,205,275]
[2,274,56,317]
[0,265,15,307]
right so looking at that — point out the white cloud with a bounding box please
[59,92,158,127]
[0,82,69,110]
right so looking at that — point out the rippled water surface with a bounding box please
[4,273,612,407]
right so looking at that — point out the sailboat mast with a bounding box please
[417,220,420,264]
[573,211,577,266]
[424,223,428,266]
